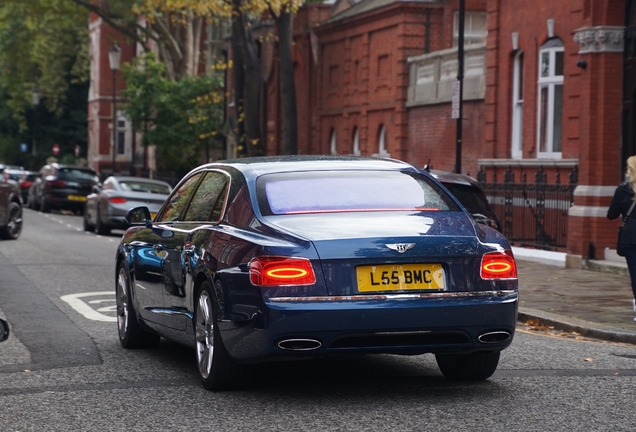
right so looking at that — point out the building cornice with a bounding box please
[573,26,625,54]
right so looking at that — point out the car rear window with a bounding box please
[256,170,459,216]
[58,168,99,182]
[120,181,171,194]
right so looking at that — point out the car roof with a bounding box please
[426,169,482,189]
[107,176,171,186]
[195,155,415,177]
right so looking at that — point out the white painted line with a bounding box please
[61,292,117,322]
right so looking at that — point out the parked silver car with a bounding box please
[83,176,172,235]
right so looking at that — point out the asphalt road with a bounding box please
[1,209,636,431]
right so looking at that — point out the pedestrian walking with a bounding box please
[608,155,636,320]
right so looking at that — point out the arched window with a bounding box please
[330,129,337,155]
[352,127,360,156]
[377,124,388,156]
[511,51,524,159]
[537,38,563,158]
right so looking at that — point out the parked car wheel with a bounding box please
[83,205,94,232]
[95,208,111,235]
[40,198,50,213]
[0,202,22,240]
[116,263,160,349]
[435,351,500,381]
[195,281,243,391]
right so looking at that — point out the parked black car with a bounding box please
[0,178,22,240]
[29,164,99,214]
[426,169,502,231]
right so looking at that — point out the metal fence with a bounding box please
[477,165,578,251]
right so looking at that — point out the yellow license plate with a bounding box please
[356,264,444,292]
[68,195,86,202]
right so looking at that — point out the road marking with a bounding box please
[61,292,116,322]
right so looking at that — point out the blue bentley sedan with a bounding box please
[115,156,518,390]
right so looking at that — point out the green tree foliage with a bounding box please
[0,0,89,168]
[0,0,89,125]
[122,53,225,177]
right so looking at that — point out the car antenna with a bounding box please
[423,159,431,172]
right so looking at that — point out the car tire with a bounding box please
[95,208,111,235]
[435,351,500,381]
[0,202,22,240]
[116,263,160,349]
[40,198,50,213]
[195,281,244,391]
[83,207,94,232]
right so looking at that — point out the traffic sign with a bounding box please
[52,143,60,156]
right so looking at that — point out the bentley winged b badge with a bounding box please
[385,243,415,253]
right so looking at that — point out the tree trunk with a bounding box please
[277,9,298,155]
[231,2,263,156]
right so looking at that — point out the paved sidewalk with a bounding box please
[517,258,636,344]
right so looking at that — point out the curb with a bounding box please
[518,307,636,345]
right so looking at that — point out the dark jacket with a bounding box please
[607,181,636,246]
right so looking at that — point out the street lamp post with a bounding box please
[32,88,40,157]
[109,42,121,175]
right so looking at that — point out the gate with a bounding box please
[477,166,578,251]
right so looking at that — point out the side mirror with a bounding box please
[125,206,152,226]
[0,318,9,342]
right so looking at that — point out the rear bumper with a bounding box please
[44,192,88,209]
[220,290,518,362]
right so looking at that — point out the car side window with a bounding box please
[183,171,229,222]
[157,173,204,222]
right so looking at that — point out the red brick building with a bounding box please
[259,0,487,161]
[87,15,138,177]
[481,0,629,265]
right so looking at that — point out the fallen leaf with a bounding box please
[584,358,594,362]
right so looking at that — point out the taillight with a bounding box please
[21,181,32,188]
[249,256,316,286]
[481,250,517,279]
[46,180,65,188]
[109,197,127,204]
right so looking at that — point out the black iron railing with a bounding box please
[477,165,578,250]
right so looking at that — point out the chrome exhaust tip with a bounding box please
[276,338,322,351]
[477,331,512,344]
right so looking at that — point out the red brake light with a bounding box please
[109,197,127,204]
[21,181,32,188]
[46,180,66,188]
[249,256,316,286]
[481,251,517,279]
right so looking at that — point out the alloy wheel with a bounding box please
[116,268,129,340]
[195,292,214,379]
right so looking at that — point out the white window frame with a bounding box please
[378,125,389,156]
[330,129,337,155]
[511,51,524,159]
[536,39,564,159]
[453,12,488,46]
[352,127,360,156]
